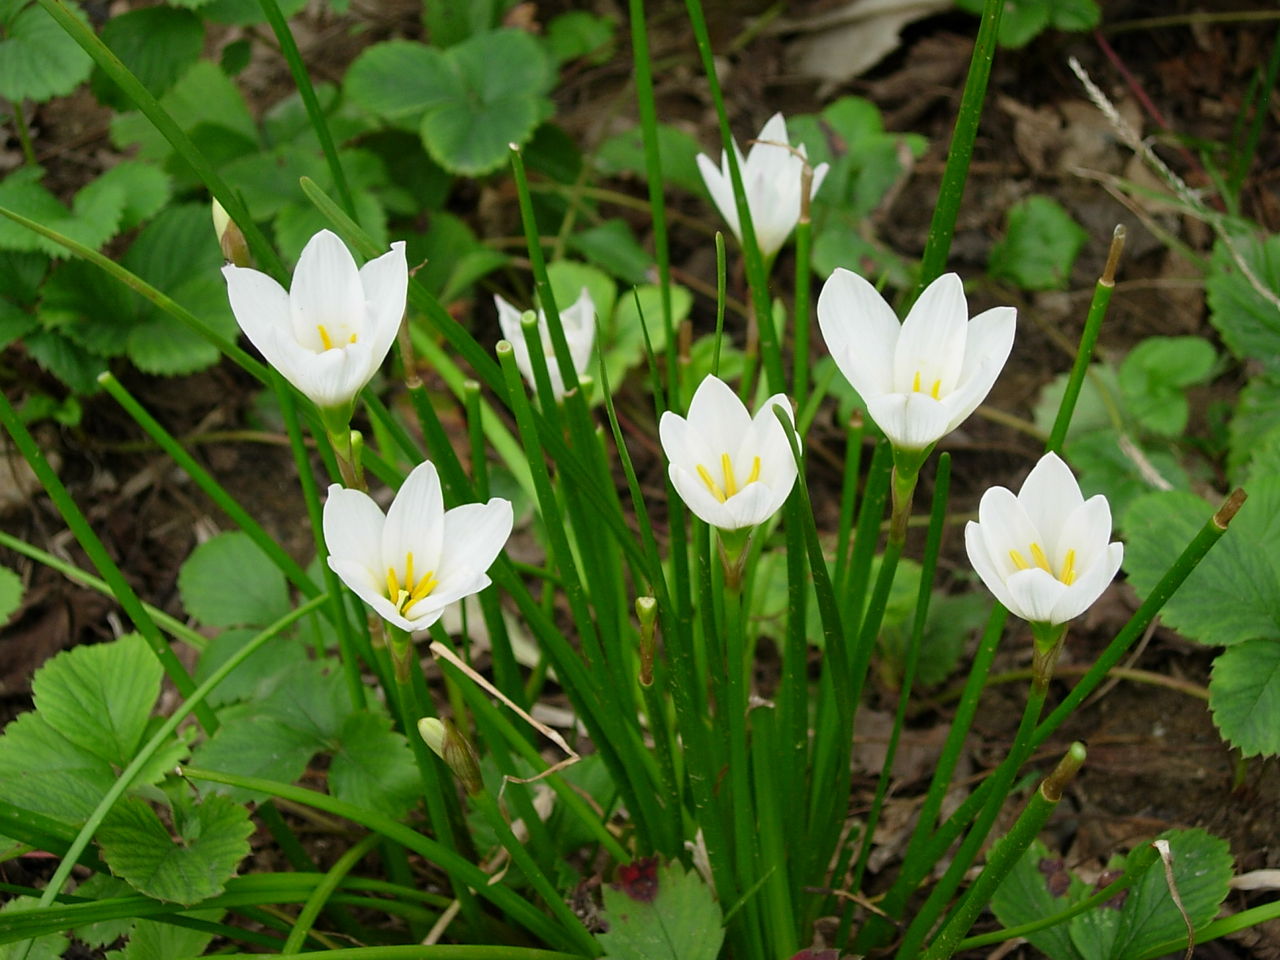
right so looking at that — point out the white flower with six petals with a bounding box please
[323,461,513,633]
[964,452,1124,626]
[696,112,830,259]
[494,288,595,399]
[817,270,1016,451]
[223,229,407,412]
[659,375,798,531]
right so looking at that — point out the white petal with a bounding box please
[697,152,740,240]
[894,273,968,394]
[439,499,514,577]
[937,305,1016,431]
[1019,453,1086,557]
[741,395,797,490]
[358,240,408,378]
[669,465,735,529]
[965,520,1019,612]
[494,294,525,343]
[865,393,951,449]
[406,572,491,626]
[817,268,901,398]
[1005,568,1068,623]
[564,287,597,378]
[1050,541,1123,623]
[289,230,364,348]
[977,485,1041,581]
[659,411,698,473]
[809,161,830,200]
[687,375,753,445]
[382,460,445,578]
[723,482,777,528]
[223,265,296,375]
[1054,495,1114,571]
[328,556,410,630]
[322,484,386,575]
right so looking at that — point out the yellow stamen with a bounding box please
[697,464,727,503]
[386,566,399,599]
[912,370,922,392]
[746,456,761,484]
[1061,549,1076,586]
[402,571,438,615]
[721,453,738,498]
[1029,542,1052,574]
[1009,549,1030,571]
[930,379,942,400]
[348,332,358,344]
[317,324,335,351]
[404,551,414,591]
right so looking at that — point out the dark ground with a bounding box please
[2,0,1278,956]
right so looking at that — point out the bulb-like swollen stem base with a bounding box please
[888,444,931,544]
[388,625,415,685]
[716,526,752,590]
[319,404,365,490]
[1030,621,1068,691]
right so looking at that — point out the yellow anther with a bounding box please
[402,571,438,615]
[721,453,738,497]
[697,464,727,502]
[746,456,761,484]
[912,370,922,392]
[348,333,358,344]
[386,566,400,599]
[1029,542,1052,574]
[1009,549,1030,571]
[317,324,335,351]
[1061,549,1077,586]
[930,379,942,400]
[404,552,414,590]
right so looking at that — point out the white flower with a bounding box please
[659,375,798,530]
[323,460,513,633]
[223,229,407,412]
[495,288,595,399]
[965,452,1124,625]
[817,270,1016,450]
[696,112,830,259]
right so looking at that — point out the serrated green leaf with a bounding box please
[991,838,1087,960]
[189,708,318,804]
[1209,639,1280,757]
[0,565,21,625]
[0,897,67,960]
[547,260,617,332]
[0,167,124,257]
[126,272,227,375]
[594,122,704,195]
[0,1,92,102]
[220,145,326,221]
[328,713,420,820]
[1067,430,1190,522]
[412,29,547,176]
[569,220,651,286]
[607,283,688,390]
[1229,376,1280,484]
[98,793,253,904]
[1118,336,1216,436]
[71,875,136,947]
[0,299,37,349]
[345,40,445,128]
[1122,480,1280,647]
[178,532,290,628]
[30,633,162,768]
[956,0,1099,46]
[544,10,615,65]
[22,328,105,393]
[0,711,116,824]
[1206,232,1280,375]
[194,629,307,709]
[274,193,388,264]
[1032,363,1122,441]
[106,914,219,960]
[0,249,48,305]
[597,860,724,960]
[40,258,137,358]
[989,195,1088,291]
[90,6,204,110]
[81,161,174,233]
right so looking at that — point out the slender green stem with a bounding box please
[792,215,812,411]
[257,0,354,217]
[282,832,379,954]
[8,99,37,166]
[0,388,212,728]
[713,231,727,383]
[915,0,1005,294]
[833,417,865,588]
[923,743,1086,959]
[1228,24,1280,200]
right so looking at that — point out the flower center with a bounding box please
[385,551,438,617]
[696,453,762,503]
[1009,542,1076,586]
[912,370,942,400]
[317,324,358,352]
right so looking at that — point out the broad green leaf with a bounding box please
[0,250,48,305]
[1205,231,1280,375]
[811,229,915,292]
[0,299,37,349]
[126,272,228,375]
[990,838,1087,960]
[1244,424,1280,490]
[412,211,489,298]
[98,794,253,904]
[989,195,1088,290]
[544,10,615,65]
[607,283,689,389]
[1229,376,1280,484]
[71,875,137,947]
[1032,363,1122,441]
[1117,336,1216,436]
[188,707,318,804]
[216,145,326,220]
[0,1,92,102]
[0,711,116,824]
[1122,479,1280,647]
[1067,430,1189,522]
[194,629,307,709]
[345,40,442,130]
[569,219,651,286]
[1210,639,1280,756]
[0,897,66,960]
[178,532,290,628]
[110,60,257,161]
[76,161,173,234]
[107,914,218,960]
[22,329,104,393]
[90,6,204,110]
[597,860,724,960]
[956,0,1099,46]
[328,713,420,820]
[40,258,137,358]
[0,166,125,257]
[594,122,704,195]
[198,0,306,25]
[547,260,617,331]
[0,565,21,625]
[31,633,162,768]
[274,192,388,263]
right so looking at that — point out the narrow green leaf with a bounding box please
[0,897,66,960]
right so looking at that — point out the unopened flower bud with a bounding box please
[211,199,250,268]
[417,717,482,794]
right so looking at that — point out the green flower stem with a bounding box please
[282,832,380,954]
[256,0,354,218]
[34,0,284,280]
[792,209,813,412]
[1048,225,1125,453]
[0,531,206,649]
[29,595,327,917]
[627,0,680,396]
[833,416,866,588]
[777,497,809,873]
[1136,901,1280,960]
[923,743,1087,959]
[682,0,784,394]
[10,100,37,166]
[838,455,952,943]
[0,389,212,729]
[463,381,489,499]
[98,372,320,601]
[892,679,1050,959]
[915,0,1005,293]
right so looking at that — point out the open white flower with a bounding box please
[223,229,407,412]
[696,112,830,259]
[818,270,1016,451]
[659,375,797,530]
[965,452,1124,625]
[495,288,595,399]
[323,460,513,633]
